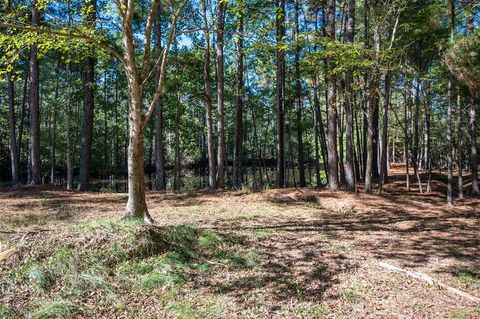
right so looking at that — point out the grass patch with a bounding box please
[341,285,361,303]
[0,221,249,318]
[30,300,87,319]
[457,269,480,286]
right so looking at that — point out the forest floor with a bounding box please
[1,166,480,318]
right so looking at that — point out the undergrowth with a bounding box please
[0,220,252,318]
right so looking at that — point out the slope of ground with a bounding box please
[1,168,479,318]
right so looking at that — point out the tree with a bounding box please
[7,72,19,187]
[29,0,41,185]
[154,2,166,191]
[233,0,244,189]
[216,0,226,189]
[446,0,455,205]
[78,0,96,191]
[344,0,356,191]
[201,0,217,190]
[326,0,339,191]
[294,0,305,187]
[276,0,286,188]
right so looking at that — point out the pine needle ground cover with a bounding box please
[1,171,480,318]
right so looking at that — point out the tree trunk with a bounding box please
[66,64,73,190]
[344,0,355,191]
[216,0,226,189]
[467,7,479,196]
[326,0,339,191]
[470,100,479,195]
[424,83,432,193]
[372,94,379,178]
[413,79,423,193]
[294,0,305,187]
[233,0,244,189]
[201,0,217,190]
[124,97,153,223]
[29,0,41,185]
[154,3,166,190]
[457,94,463,199]
[78,0,96,191]
[380,71,392,186]
[50,62,60,184]
[276,0,286,188]
[365,92,374,193]
[174,94,181,191]
[446,0,454,205]
[18,67,29,171]
[7,72,20,187]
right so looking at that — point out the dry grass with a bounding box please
[1,167,480,318]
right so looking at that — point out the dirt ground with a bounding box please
[1,166,479,318]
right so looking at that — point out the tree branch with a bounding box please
[142,0,187,128]
[141,0,160,83]
[0,23,126,64]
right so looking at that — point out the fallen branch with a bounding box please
[379,261,480,304]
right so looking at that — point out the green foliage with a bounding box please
[30,300,87,319]
[445,32,480,95]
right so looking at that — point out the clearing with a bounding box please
[1,168,479,318]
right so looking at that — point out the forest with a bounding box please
[0,0,479,318]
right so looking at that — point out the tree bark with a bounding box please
[66,64,73,190]
[413,79,423,193]
[29,0,41,185]
[365,90,374,193]
[470,100,479,195]
[457,94,464,199]
[216,0,226,189]
[294,0,305,187]
[50,63,60,184]
[7,72,20,187]
[201,0,217,190]
[326,0,339,191]
[233,0,244,189]
[174,93,181,191]
[446,0,454,205]
[78,0,96,191]
[424,83,432,193]
[124,93,152,223]
[344,0,355,191]
[276,0,286,188]
[154,3,166,190]
[380,71,392,186]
